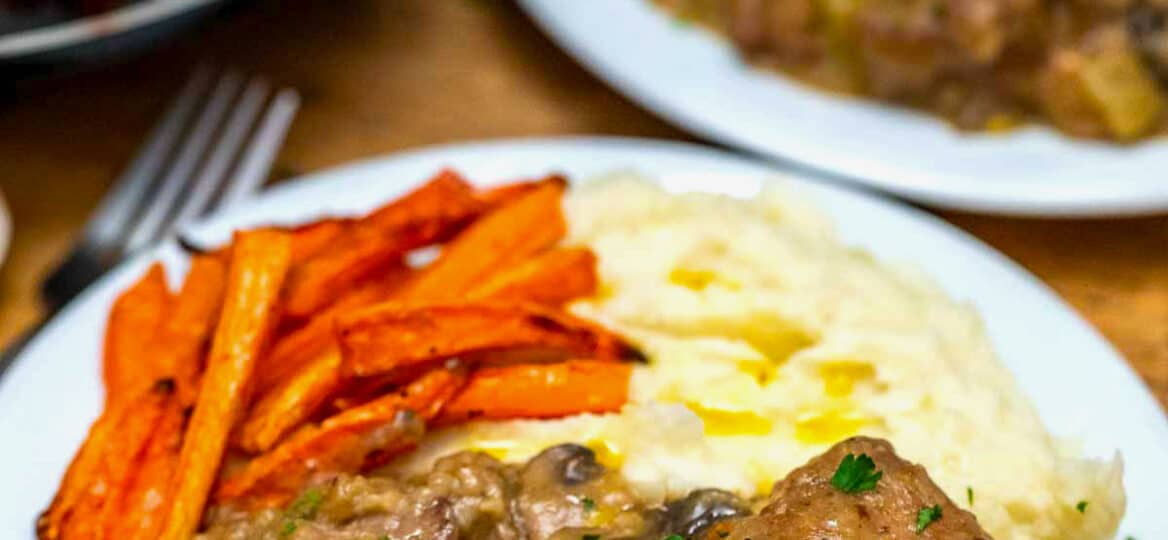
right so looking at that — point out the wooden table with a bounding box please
[1,0,1165,409]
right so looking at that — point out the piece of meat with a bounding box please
[702,437,991,540]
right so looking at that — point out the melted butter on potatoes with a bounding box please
[396,174,1124,540]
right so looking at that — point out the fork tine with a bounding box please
[122,69,244,255]
[166,76,271,236]
[39,66,214,308]
[216,87,301,211]
[75,65,213,258]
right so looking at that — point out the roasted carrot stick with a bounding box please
[103,263,171,407]
[236,266,415,453]
[467,247,597,305]
[474,175,565,208]
[50,382,172,540]
[101,390,185,540]
[436,360,631,425]
[237,350,343,453]
[399,177,566,301]
[163,255,227,406]
[287,218,350,266]
[217,368,465,507]
[282,170,482,319]
[254,263,413,394]
[338,302,640,379]
[159,230,292,540]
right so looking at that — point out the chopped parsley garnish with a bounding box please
[285,488,324,519]
[915,504,943,533]
[966,487,974,506]
[581,496,596,512]
[1076,500,1089,513]
[830,453,882,494]
[279,521,298,537]
[664,535,685,540]
[582,535,601,540]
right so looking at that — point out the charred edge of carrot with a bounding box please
[216,368,465,507]
[158,229,292,540]
[468,247,598,305]
[436,360,631,426]
[400,178,567,301]
[282,170,482,318]
[103,263,172,407]
[337,302,642,379]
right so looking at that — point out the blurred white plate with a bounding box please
[0,188,10,267]
[519,0,1168,216]
[0,138,1163,538]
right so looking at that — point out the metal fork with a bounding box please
[0,66,300,374]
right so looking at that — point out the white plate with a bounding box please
[0,0,224,59]
[0,138,1163,538]
[518,0,1168,216]
[0,189,9,267]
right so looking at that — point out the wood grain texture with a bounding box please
[0,0,1164,409]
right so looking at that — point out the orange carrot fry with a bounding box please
[400,178,567,301]
[217,369,465,507]
[437,360,631,425]
[338,302,640,379]
[164,255,228,405]
[236,350,343,453]
[288,218,350,266]
[468,247,597,305]
[159,230,292,540]
[102,391,186,540]
[282,170,482,318]
[474,174,566,208]
[254,263,413,394]
[50,382,171,540]
[103,263,171,407]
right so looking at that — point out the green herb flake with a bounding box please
[581,535,601,540]
[1076,500,1089,514]
[285,488,324,520]
[915,504,943,533]
[581,496,596,512]
[664,535,685,540]
[830,453,883,494]
[279,521,298,538]
[966,486,974,506]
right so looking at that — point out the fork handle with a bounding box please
[41,244,111,311]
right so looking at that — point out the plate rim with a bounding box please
[0,0,224,58]
[2,136,1164,537]
[517,0,1168,217]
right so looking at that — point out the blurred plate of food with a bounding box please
[519,0,1168,216]
[0,0,229,68]
[1,138,1164,539]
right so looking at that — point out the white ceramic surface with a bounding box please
[0,189,9,267]
[518,0,1168,216]
[0,0,223,59]
[0,138,1163,538]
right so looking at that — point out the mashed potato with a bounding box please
[397,174,1124,540]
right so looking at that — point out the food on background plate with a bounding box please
[654,0,1168,141]
[40,170,1123,539]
